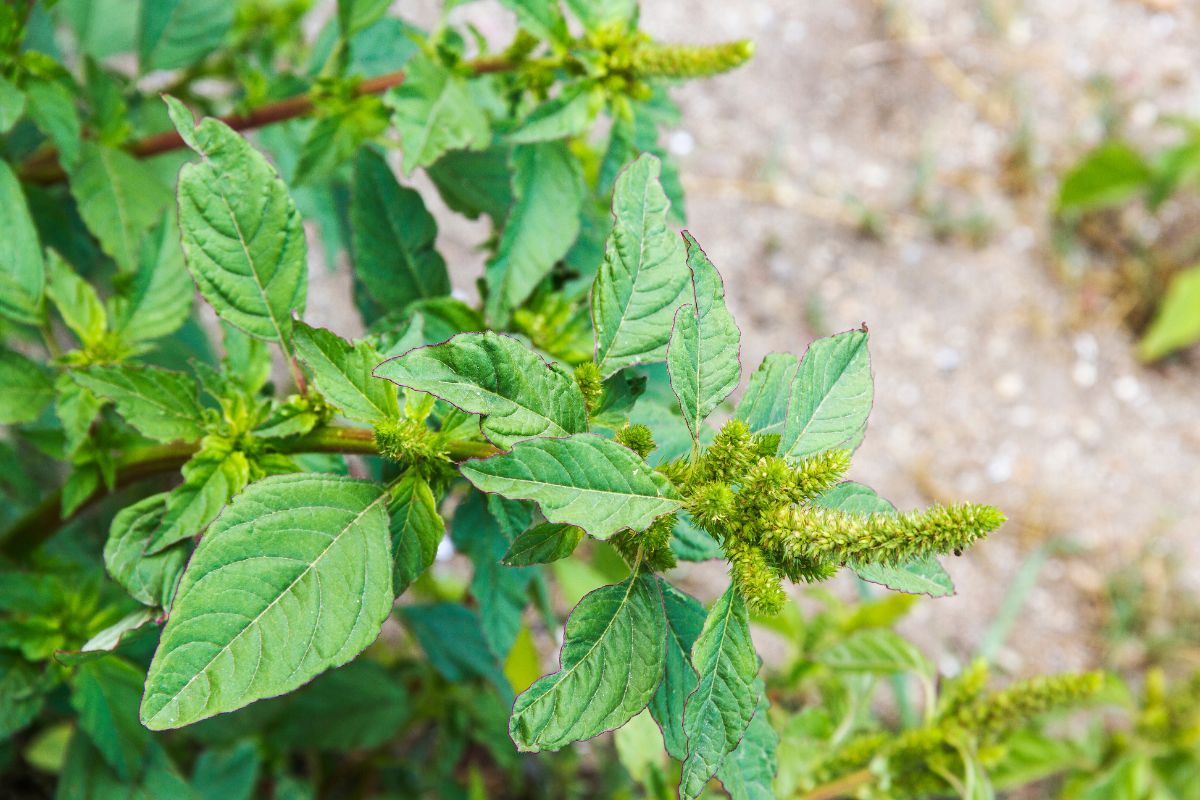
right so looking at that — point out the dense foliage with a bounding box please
[0,1,1162,798]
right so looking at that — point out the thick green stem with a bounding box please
[0,425,497,560]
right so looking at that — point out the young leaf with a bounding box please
[778,329,873,460]
[716,682,778,800]
[498,0,569,44]
[70,657,153,780]
[386,55,489,174]
[591,154,691,377]
[166,96,307,349]
[817,629,933,676]
[1057,141,1151,214]
[565,0,636,31]
[148,444,251,553]
[139,0,234,71]
[458,434,681,539]
[68,142,172,272]
[0,160,45,326]
[667,232,741,440]
[45,251,106,347]
[73,365,206,443]
[735,353,799,436]
[817,482,954,598]
[426,147,513,224]
[1138,264,1200,361]
[0,349,54,425]
[111,213,192,342]
[192,742,260,800]
[374,332,587,448]
[293,322,399,423]
[104,493,188,608]
[484,142,585,323]
[389,472,444,595]
[350,148,450,309]
[140,474,393,730]
[509,572,666,751]
[337,0,391,37]
[0,76,24,134]
[399,604,511,698]
[679,584,760,800]
[510,84,597,144]
[25,79,82,170]
[503,523,584,566]
[649,580,707,760]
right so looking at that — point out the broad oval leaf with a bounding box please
[389,472,444,596]
[458,434,680,539]
[73,365,206,443]
[735,353,799,436]
[105,493,188,608]
[649,580,706,760]
[111,213,192,343]
[0,349,54,425]
[485,142,584,323]
[816,629,932,677]
[591,154,691,377]
[680,585,760,800]
[509,84,596,144]
[818,482,954,598]
[166,96,307,348]
[350,148,450,310]
[140,474,392,730]
[293,322,398,424]
[374,332,587,449]
[140,0,234,70]
[667,231,741,440]
[778,329,873,460]
[148,443,251,554]
[717,681,778,800]
[386,55,489,174]
[509,572,666,751]
[70,657,153,780]
[0,160,45,325]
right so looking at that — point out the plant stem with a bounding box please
[801,769,874,800]
[0,425,497,560]
[18,55,516,185]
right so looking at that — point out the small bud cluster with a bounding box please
[668,419,1004,615]
[573,362,603,414]
[611,513,677,573]
[373,419,450,478]
[615,424,655,459]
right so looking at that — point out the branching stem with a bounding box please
[0,425,496,560]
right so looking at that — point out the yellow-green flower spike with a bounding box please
[955,672,1104,739]
[725,537,786,615]
[631,40,755,80]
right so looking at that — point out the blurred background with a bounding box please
[386,0,1200,682]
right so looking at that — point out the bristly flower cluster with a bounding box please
[664,419,1005,614]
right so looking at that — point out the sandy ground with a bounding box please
[311,0,1200,678]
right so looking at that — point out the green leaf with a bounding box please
[386,55,489,174]
[459,434,680,539]
[0,76,25,134]
[57,731,196,800]
[1138,264,1200,361]
[0,652,46,741]
[817,629,932,676]
[0,348,53,424]
[63,610,157,664]
[509,572,666,751]
[668,232,741,440]
[717,683,778,800]
[337,0,391,36]
[485,142,585,323]
[671,513,723,561]
[140,474,393,730]
[55,373,104,456]
[111,213,192,342]
[139,0,234,71]
[293,322,398,423]
[499,0,569,43]
[427,146,513,224]
[73,365,206,443]
[503,523,584,566]
[510,84,597,144]
[375,332,587,448]
[679,585,760,800]
[45,250,106,347]
[149,443,251,553]
[105,493,189,608]
[399,604,511,698]
[167,96,308,348]
[350,148,450,309]
[565,0,636,31]
[68,142,173,272]
[26,78,82,170]
[817,482,955,597]
[650,581,706,760]
[591,154,691,377]
[1058,141,1151,214]
[192,742,260,800]
[735,353,799,436]
[389,472,444,595]
[265,660,408,751]
[70,657,153,780]
[778,329,872,460]
[0,160,44,325]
